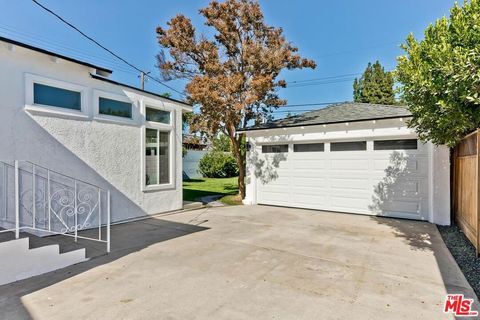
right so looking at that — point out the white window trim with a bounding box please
[24,73,89,120]
[140,99,176,192]
[93,89,138,126]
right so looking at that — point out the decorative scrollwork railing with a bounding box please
[0,160,110,252]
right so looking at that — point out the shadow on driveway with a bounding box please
[371,216,480,303]
[0,216,208,319]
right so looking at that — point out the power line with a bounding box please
[274,101,347,108]
[285,69,395,88]
[31,0,186,97]
[289,72,362,84]
[286,78,357,88]
[0,28,139,75]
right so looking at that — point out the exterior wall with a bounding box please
[430,144,451,225]
[0,42,186,222]
[183,150,208,179]
[243,119,451,225]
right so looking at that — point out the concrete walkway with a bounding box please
[0,205,477,319]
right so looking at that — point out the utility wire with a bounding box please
[289,72,363,84]
[31,0,186,96]
[0,25,138,72]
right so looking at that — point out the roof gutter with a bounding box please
[237,115,412,133]
[90,74,193,111]
[0,36,112,75]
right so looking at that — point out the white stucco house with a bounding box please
[0,36,192,224]
[241,103,450,225]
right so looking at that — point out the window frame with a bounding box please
[293,142,325,153]
[145,105,172,126]
[93,89,137,125]
[25,73,89,119]
[373,139,418,151]
[330,141,367,152]
[261,144,289,154]
[140,99,176,192]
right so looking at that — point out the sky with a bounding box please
[0,0,454,117]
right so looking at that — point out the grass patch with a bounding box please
[219,194,243,206]
[183,177,239,203]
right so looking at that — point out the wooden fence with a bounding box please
[452,129,480,256]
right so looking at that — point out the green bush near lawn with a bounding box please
[199,151,239,178]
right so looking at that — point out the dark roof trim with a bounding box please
[237,115,412,133]
[90,74,192,108]
[0,36,112,74]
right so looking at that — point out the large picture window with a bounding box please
[145,129,170,185]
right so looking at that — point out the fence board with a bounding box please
[453,129,480,256]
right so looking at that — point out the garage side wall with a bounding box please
[244,121,450,225]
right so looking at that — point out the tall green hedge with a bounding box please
[199,151,239,178]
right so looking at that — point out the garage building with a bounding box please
[241,103,450,225]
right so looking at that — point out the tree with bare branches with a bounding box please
[156,0,316,198]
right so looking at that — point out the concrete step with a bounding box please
[0,237,87,285]
[183,201,204,210]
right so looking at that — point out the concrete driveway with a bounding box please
[0,205,477,319]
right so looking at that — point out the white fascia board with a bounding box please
[248,125,416,144]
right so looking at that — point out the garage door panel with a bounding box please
[331,196,371,211]
[256,139,430,221]
[290,160,327,170]
[375,200,425,217]
[292,194,328,205]
[370,179,428,197]
[330,178,371,190]
[292,177,327,187]
[331,159,369,170]
[292,170,328,178]
[372,158,428,174]
[260,179,290,188]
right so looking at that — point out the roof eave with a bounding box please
[237,115,412,133]
[0,36,112,75]
[90,74,192,108]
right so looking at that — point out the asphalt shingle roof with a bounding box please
[241,102,412,131]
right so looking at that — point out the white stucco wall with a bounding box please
[0,41,188,222]
[243,119,451,225]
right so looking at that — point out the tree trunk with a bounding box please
[229,132,246,199]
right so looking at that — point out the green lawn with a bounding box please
[183,177,241,205]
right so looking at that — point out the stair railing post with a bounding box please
[32,163,36,230]
[47,170,51,231]
[14,161,19,239]
[74,180,78,242]
[3,162,6,221]
[107,190,111,253]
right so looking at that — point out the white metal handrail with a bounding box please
[0,160,111,252]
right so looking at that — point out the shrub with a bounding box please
[199,151,239,178]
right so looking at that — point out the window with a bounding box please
[146,107,170,124]
[330,141,366,151]
[262,145,288,153]
[99,97,132,119]
[145,128,170,185]
[33,83,81,110]
[374,139,417,150]
[294,143,324,152]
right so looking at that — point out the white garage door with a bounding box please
[256,138,429,220]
